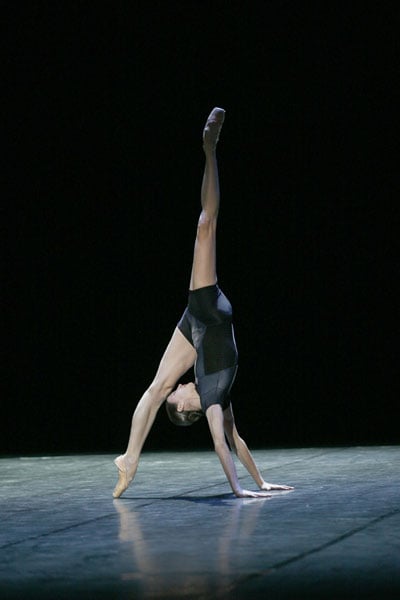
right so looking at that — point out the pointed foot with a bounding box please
[113,455,134,498]
[203,107,225,150]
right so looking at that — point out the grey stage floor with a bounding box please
[0,447,399,599]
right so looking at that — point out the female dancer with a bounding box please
[113,107,293,499]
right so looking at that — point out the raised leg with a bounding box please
[189,107,225,291]
[113,328,196,498]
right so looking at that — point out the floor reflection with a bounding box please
[114,494,270,597]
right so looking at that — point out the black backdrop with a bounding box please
[3,2,397,455]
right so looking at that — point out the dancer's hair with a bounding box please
[165,402,203,427]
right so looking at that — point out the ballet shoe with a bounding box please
[113,455,133,498]
[203,107,225,149]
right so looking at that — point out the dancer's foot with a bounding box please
[203,107,225,151]
[113,454,137,498]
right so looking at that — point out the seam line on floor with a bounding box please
[224,506,400,596]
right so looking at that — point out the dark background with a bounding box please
[3,1,398,455]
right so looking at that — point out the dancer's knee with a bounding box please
[147,379,175,406]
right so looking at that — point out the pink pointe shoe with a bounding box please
[203,107,225,150]
[113,455,133,499]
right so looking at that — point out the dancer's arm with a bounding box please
[223,406,294,491]
[206,405,272,498]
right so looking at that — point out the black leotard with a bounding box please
[177,284,238,413]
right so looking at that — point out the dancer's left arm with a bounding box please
[206,405,271,498]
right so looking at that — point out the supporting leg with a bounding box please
[113,328,196,498]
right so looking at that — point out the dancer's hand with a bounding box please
[260,481,294,491]
[235,488,272,498]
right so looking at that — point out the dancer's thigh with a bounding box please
[152,327,197,392]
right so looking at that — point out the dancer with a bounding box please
[113,107,293,499]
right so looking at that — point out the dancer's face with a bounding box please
[167,383,201,412]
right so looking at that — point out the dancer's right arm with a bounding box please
[206,404,271,498]
[223,405,294,492]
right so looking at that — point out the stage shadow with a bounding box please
[116,492,234,504]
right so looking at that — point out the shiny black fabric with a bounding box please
[177,284,238,413]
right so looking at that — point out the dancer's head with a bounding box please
[166,382,203,427]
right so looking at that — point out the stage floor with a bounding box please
[1,446,399,599]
